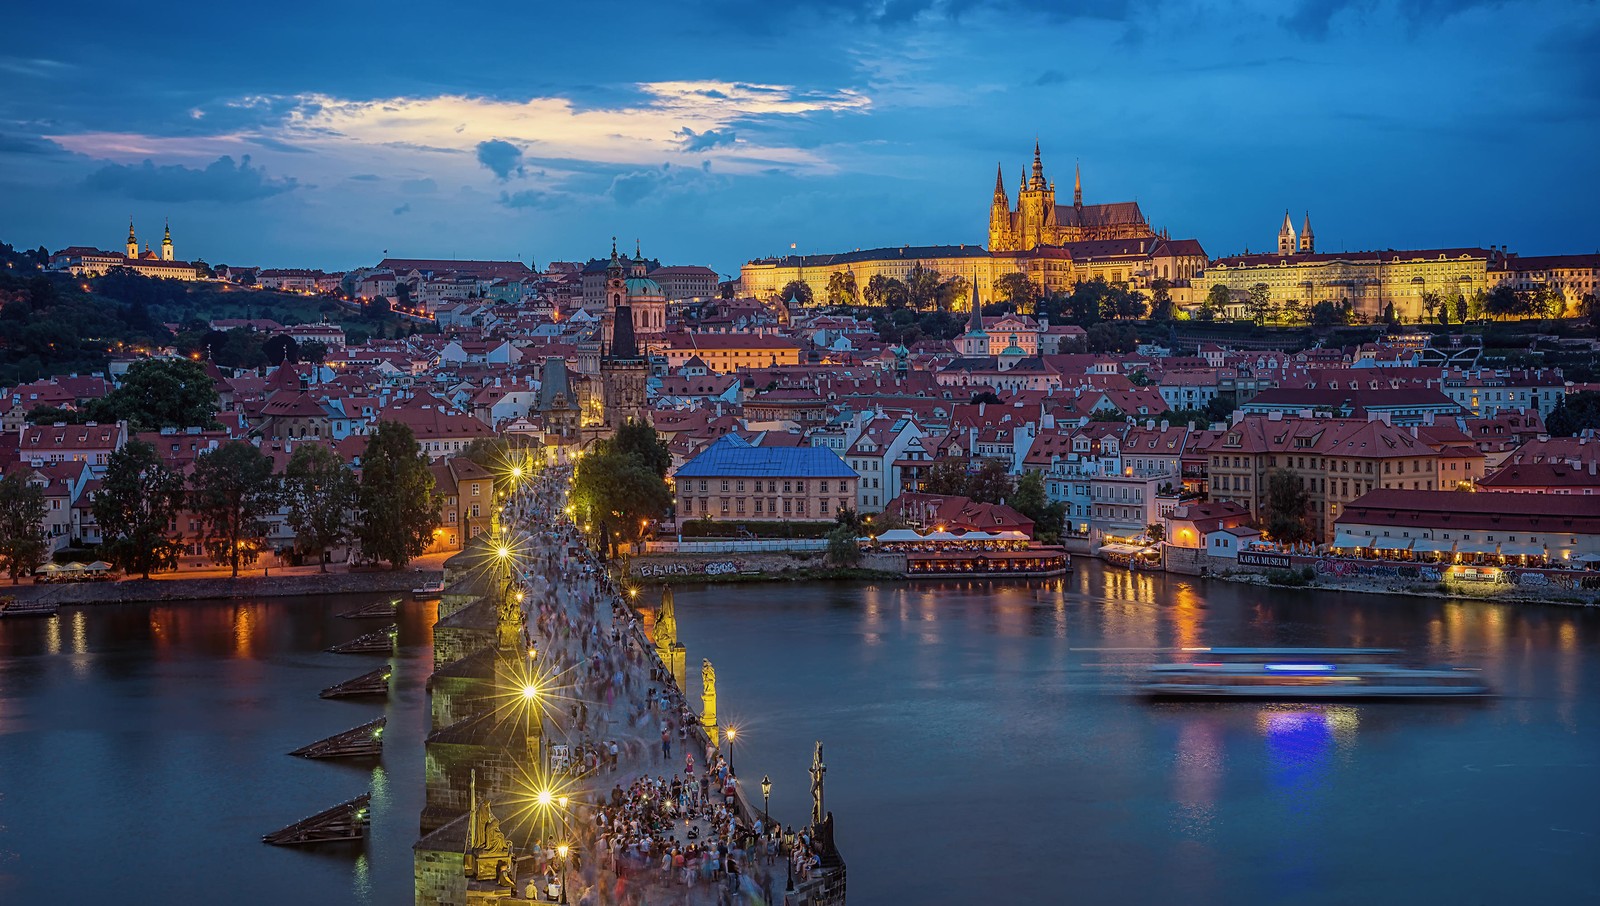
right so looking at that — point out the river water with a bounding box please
[1,565,1598,904]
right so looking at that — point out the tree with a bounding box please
[0,472,47,583]
[1545,392,1600,437]
[605,421,673,479]
[190,441,279,578]
[1263,469,1314,545]
[968,459,1014,504]
[1537,285,1567,320]
[904,263,942,311]
[356,422,440,569]
[395,281,415,311]
[86,358,220,430]
[1149,278,1175,322]
[935,275,968,313]
[300,340,329,366]
[1420,290,1442,324]
[1204,283,1232,320]
[282,444,357,571]
[571,447,672,557]
[1280,297,1304,325]
[1146,523,1166,544]
[994,272,1039,313]
[1008,470,1065,543]
[825,271,858,307]
[779,280,814,307]
[1310,300,1349,327]
[1086,322,1139,354]
[93,440,186,578]
[826,523,861,567]
[1382,301,1399,326]
[263,333,300,366]
[1484,284,1531,320]
[1247,283,1272,325]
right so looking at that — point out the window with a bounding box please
[736,480,745,492]
[783,481,792,493]
[699,480,707,492]
[470,483,480,496]
[783,500,792,514]
[721,481,729,492]
[470,504,480,517]
[754,499,763,514]
[820,481,830,493]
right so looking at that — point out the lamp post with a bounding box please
[761,775,771,824]
[725,726,737,776]
[556,842,570,905]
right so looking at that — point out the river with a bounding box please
[1,565,1597,904]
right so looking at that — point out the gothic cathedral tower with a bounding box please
[1277,211,1298,256]
[1299,213,1315,254]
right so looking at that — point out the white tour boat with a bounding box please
[1140,647,1491,700]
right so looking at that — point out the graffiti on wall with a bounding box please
[1313,558,1441,583]
[633,559,747,578]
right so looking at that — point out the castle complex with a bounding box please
[741,143,1202,305]
[988,143,1155,252]
[47,218,202,280]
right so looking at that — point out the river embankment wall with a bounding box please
[4,568,442,605]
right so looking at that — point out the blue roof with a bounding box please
[675,435,857,480]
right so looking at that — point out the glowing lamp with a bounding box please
[521,684,539,700]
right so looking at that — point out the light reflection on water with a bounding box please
[665,563,1600,906]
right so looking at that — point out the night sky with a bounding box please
[2,0,1595,273]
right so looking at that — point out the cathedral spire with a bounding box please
[993,163,1006,201]
[1299,212,1315,254]
[1030,140,1045,189]
[1278,210,1297,256]
[969,271,983,330]
[1074,161,1082,207]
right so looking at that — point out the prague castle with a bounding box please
[988,143,1154,252]
[741,144,1200,304]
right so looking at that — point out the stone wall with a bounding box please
[7,569,435,605]
[628,550,830,579]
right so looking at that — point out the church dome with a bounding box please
[625,276,664,299]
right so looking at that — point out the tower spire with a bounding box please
[1030,140,1045,189]
[993,162,1006,200]
[1074,161,1082,206]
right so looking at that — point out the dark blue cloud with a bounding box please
[677,128,737,152]
[393,203,411,215]
[499,189,563,210]
[83,154,298,203]
[0,134,63,155]
[1034,69,1066,86]
[476,139,526,180]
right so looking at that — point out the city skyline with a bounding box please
[2,0,1597,273]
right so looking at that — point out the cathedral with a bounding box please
[988,143,1154,252]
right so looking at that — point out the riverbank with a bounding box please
[3,568,441,605]
[1219,568,1600,608]
[638,566,904,586]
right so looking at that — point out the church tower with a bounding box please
[1277,210,1298,256]
[960,276,989,357]
[161,219,173,261]
[602,237,626,349]
[126,218,137,259]
[1299,213,1315,254]
[1017,142,1056,251]
[989,164,1011,252]
[601,292,648,432]
[1074,161,1083,208]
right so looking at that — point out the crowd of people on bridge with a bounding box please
[490,461,832,905]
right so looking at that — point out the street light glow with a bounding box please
[537,790,554,807]
[521,683,539,700]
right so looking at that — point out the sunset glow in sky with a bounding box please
[3,0,1595,272]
